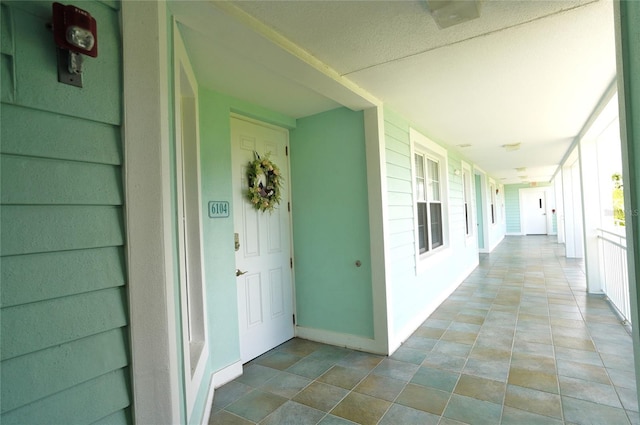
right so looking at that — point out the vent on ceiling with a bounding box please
[426,0,480,29]
[457,143,472,148]
[515,167,527,172]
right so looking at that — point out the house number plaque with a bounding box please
[208,201,229,218]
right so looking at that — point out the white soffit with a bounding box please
[232,0,616,183]
[169,1,379,119]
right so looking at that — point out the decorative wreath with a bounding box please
[246,152,283,212]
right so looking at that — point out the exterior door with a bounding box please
[231,116,294,363]
[523,189,548,234]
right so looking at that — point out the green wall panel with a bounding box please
[2,328,129,412]
[92,409,131,425]
[0,368,130,425]
[1,287,127,360]
[1,156,123,205]
[1,205,124,256]
[0,104,121,165]
[504,184,523,233]
[0,0,129,423]
[1,247,125,307]
[290,107,374,339]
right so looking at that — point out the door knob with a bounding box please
[236,269,248,277]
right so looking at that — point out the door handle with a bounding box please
[236,269,248,277]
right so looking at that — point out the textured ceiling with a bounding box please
[173,0,617,184]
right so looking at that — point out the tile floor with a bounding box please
[208,236,639,424]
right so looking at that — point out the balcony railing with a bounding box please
[597,228,631,324]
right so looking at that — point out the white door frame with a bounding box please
[519,187,552,235]
[230,114,295,363]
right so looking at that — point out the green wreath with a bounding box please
[246,152,283,212]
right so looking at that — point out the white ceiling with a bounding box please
[171,0,617,184]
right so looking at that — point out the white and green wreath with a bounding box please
[246,152,282,212]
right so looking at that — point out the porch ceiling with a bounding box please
[172,0,616,184]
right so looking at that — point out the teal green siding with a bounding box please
[505,184,524,234]
[1,1,129,424]
[383,108,479,337]
[290,107,374,339]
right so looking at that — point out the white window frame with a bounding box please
[410,128,450,271]
[461,161,474,243]
[489,180,497,225]
[174,22,209,421]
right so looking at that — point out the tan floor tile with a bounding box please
[508,367,559,394]
[505,384,562,419]
[454,374,506,404]
[330,392,391,425]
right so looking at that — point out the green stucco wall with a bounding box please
[1,1,130,423]
[190,87,296,423]
[290,108,374,339]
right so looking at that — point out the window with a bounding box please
[415,154,443,253]
[411,128,448,257]
[490,182,496,224]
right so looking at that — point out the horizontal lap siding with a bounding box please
[385,116,416,276]
[0,1,129,423]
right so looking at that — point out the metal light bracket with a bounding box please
[57,48,83,87]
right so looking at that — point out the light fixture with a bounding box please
[502,143,521,152]
[52,2,98,87]
[426,0,480,29]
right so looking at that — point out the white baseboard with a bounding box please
[200,360,243,425]
[295,326,386,355]
[213,360,243,388]
[389,261,478,354]
[506,232,524,236]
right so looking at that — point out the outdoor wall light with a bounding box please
[52,2,98,87]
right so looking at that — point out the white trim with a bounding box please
[174,22,210,420]
[199,375,216,425]
[389,261,477,354]
[122,2,181,423]
[200,361,243,425]
[363,107,391,354]
[213,361,244,388]
[296,326,386,355]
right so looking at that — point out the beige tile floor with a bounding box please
[209,236,639,424]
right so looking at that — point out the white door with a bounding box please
[523,189,547,234]
[231,116,294,363]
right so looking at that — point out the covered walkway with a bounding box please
[209,236,638,424]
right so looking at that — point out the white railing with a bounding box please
[597,228,631,324]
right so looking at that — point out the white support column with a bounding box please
[579,138,604,293]
[364,106,390,354]
[122,2,182,423]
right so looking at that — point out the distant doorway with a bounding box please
[521,188,548,235]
